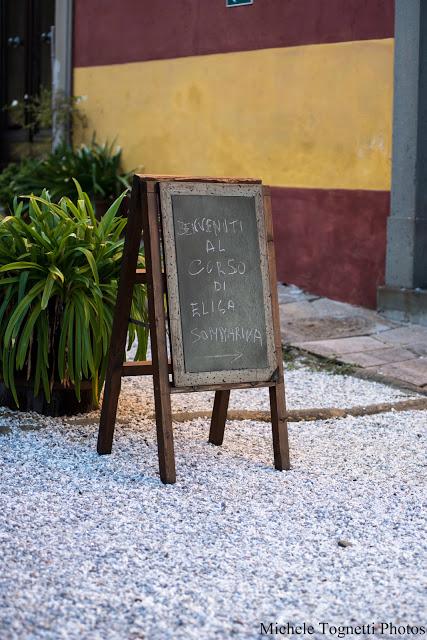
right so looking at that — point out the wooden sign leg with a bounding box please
[209,390,230,445]
[97,179,144,455]
[143,182,176,484]
[269,383,290,470]
[264,186,290,471]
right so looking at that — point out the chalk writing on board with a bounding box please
[190,327,263,344]
[169,193,269,374]
[159,182,277,387]
[205,353,243,363]
[176,218,244,236]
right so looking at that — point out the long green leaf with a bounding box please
[17,271,29,302]
[16,302,42,369]
[49,265,65,284]
[74,248,99,284]
[0,181,148,406]
[97,190,127,238]
[41,274,56,310]
[0,262,45,274]
[3,281,45,346]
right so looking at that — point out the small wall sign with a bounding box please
[226,0,253,7]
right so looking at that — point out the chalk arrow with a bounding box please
[205,353,243,363]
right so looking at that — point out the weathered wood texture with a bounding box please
[264,187,290,470]
[97,176,145,455]
[171,380,276,394]
[160,181,276,387]
[98,175,290,483]
[98,178,176,483]
[136,174,262,184]
[135,269,166,287]
[209,390,230,446]
[142,182,176,483]
[122,360,172,376]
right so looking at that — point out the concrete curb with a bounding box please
[165,397,427,423]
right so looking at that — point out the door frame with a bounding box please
[52,0,73,147]
[0,0,73,165]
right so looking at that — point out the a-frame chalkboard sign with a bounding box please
[97,175,290,483]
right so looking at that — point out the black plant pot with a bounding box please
[0,379,96,417]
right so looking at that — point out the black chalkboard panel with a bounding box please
[160,182,276,388]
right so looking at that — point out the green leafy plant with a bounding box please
[0,182,148,407]
[0,138,132,213]
[0,163,17,213]
[3,87,87,134]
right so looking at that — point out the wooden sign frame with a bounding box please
[160,181,277,388]
[97,174,290,484]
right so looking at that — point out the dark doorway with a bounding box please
[0,0,55,167]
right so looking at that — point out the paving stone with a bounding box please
[278,294,302,305]
[309,297,356,318]
[279,284,427,388]
[278,283,319,303]
[336,347,416,368]
[282,315,388,343]
[406,342,427,357]
[366,358,427,387]
[309,299,397,332]
[281,306,397,342]
[292,336,386,357]
[279,301,318,320]
[376,326,427,346]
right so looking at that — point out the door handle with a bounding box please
[7,36,24,48]
[41,31,52,44]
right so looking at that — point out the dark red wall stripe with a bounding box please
[74,0,394,68]
[271,187,390,308]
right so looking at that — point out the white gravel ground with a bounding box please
[123,344,420,415]
[0,364,426,640]
[121,365,419,417]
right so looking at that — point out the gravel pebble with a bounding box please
[0,362,426,639]
[120,365,420,418]
[123,344,420,416]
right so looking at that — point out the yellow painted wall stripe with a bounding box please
[74,39,393,191]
